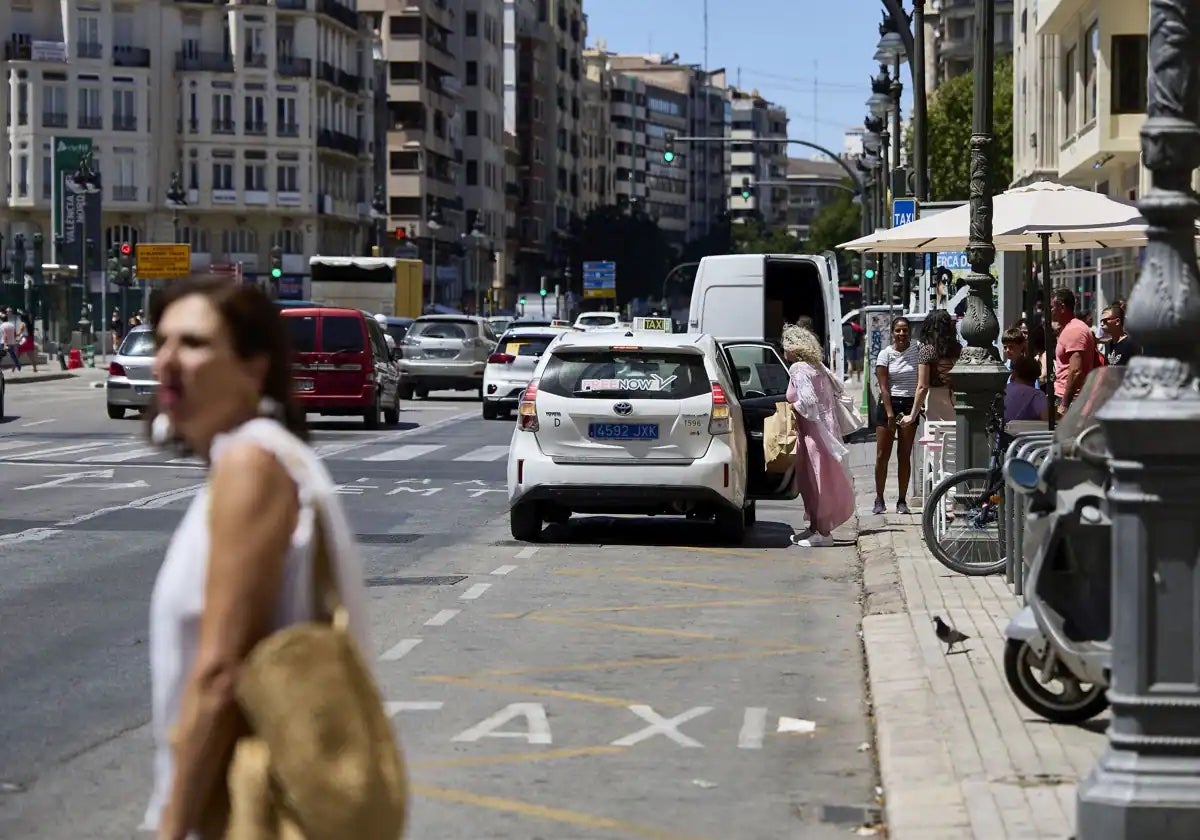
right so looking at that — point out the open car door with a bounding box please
[721,342,800,501]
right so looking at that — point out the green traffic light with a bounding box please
[271,268,282,279]
[663,151,675,163]
[741,191,751,200]
[539,288,547,297]
[864,269,876,280]
[519,297,527,305]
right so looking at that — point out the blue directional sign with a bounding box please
[936,251,970,272]
[582,260,617,299]
[892,198,918,228]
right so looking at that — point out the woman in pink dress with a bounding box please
[783,323,855,547]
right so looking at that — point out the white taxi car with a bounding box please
[573,311,622,331]
[482,325,571,420]
[506,321,799,543]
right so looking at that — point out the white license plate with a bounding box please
[293,378,315,392]
[135,385,155,396]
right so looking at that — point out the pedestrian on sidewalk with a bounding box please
[1005,355,1049,422]
[1051,287,1098,416]
[907,308,960,424]
[141,280,390,838]
[16,309,37,373]
[1100,300,1140,366]
[2,308,20,371]
[872,316,920,515]
[782,323,855,547]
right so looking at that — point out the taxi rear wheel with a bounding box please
[743,501,757,527]
[510,502,542,542]
[715,506,746,545]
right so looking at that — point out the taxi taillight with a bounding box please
[518,379,540,432]
[488,352,516,365]
[709,381,731,435]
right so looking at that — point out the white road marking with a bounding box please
[451,703,552,745]
[80,445,158,463]
[20,419,57,427]
[453,445,509,462]
[738,707,768,749]
[460,583,492,600]
[610,705,713,748]
[380,638,423,661]
[514,546,539,559]
[16,468,149,491]
[385,701,444,716]
[777,716,817,735]
[0,440,39,452]
[132,485,203,509]
[424,609,460,626]
[364,444,444,461]
[10,441,111,460]
[490,565,517,576]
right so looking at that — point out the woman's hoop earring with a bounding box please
[257,396,283,420]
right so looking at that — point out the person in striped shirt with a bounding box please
[872,317,921,515]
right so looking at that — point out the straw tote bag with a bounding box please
[224,511,408,840]
[763,401,799,474]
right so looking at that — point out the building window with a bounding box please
[465,11,478,37]
[465,61,478,86]
[244,95,266,134]
[1083,22,1099,124]
[222,229,257,255]
[466,160,478,185]
[1063,46,1077,138]
[213,93,234,132]
[78,16,101,56]
[271,229,304,254]
[277,97,297,134]
[16,154,29,197]
[388,151,419,170]
[466,110,478,135]
[277,164,298,192]
[113,87,136,131]
[104,225,141,251]
[188,161,199,190]
[179,227,210,252]
[43,85,67,127]
[245,161,267,191]
[113,153,137,200]
[212,160,234,190]
[1111,35,1148,114]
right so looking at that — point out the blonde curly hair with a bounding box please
[781,323,823,365]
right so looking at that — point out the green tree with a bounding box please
[923,56,1013,201]
[732,216,807,254]
[804,185,863,282]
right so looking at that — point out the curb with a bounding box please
[4,372,79,385]
[851,453,973,839]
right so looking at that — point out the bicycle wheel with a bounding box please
[921,466,1006,576]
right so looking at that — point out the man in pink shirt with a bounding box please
[1051,287,1097,415]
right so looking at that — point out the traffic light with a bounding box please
[107,246,120,285]
[863,268,876,281]
[518,296,527,306]
[30,233,43,283]
[269,246,283,279]
[663,132,676,164]
[394,226,407,240]
[118,242,135,285]
[740,177,751,200]
[539,287,547,297]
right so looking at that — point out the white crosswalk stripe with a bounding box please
[453,445,509,462]
[7,441,112,460]
[0,440,39,453]
[363,444,444,462]
[79,445,159,463]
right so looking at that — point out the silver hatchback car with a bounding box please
[106,324,156,419]
[397,315,496,399]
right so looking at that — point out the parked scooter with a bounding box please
[1001,368,1123,724]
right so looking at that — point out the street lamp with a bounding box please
[72,153,103,356]
[946,0,1007,473]
[166,171,186,244]
[467,215,486,315]
[426,208,442,310]
[1075,2,1200,836]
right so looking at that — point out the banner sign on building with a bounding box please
[52,136,103,280]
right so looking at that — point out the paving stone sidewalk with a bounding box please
[848,443,1107,840]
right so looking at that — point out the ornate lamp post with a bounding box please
[426,208,442,311]
[166,172,187,244]
[1075,2,1200,836]
[868,65,896,303]
[371,184,387,255]
[72,153,102,355]
[947,0,1008,472]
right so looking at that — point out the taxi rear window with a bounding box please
[498,334,555,358]
[539,350,711,400]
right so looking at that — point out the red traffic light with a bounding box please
[394,227,407,240]
[119,242,133,256]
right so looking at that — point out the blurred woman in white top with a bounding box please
[141,279,369,839]
[872,317,921,515]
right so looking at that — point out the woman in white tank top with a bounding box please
[140,281,369,839]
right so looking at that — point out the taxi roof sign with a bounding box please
[632,316,673,333]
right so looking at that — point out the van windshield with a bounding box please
[321,316,365,352]
[539,350,711,400]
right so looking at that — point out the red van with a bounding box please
[281,307,401,428]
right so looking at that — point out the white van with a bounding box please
[686,253,845,374]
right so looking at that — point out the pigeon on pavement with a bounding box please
[932,615,970,654]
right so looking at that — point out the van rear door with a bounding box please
[285,312,319,394]
[316,313,369,396]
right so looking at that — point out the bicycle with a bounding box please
[920,393,1010,576]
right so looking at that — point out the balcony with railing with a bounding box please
[79,114,103,129]
[278,122,300,137]
[318,60,337,85]
[176,51,234,72]
[113,45,151,67]
[277,0,308,9]
[77,42,103,59]
[317,129,362,156]
[42,112,68,128]
[113,185,139,201]
[336,69,362,94]
[5,40,67,62]
[213,118,236,134]
[277,56,311,77]
[244,51,267,69]
[317,0,359,30]
[245,121,268,136]
[113,114,138,131]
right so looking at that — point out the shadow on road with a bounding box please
[306,419,420,433]
[541,515,797,549]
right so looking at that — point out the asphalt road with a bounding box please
[0,376,879,839]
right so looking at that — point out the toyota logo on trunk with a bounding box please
[613,401,633,416]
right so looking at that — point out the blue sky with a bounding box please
[583,0,913,160]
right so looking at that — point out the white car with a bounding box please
[482,325,570,420]
[573,311,622,331]
[506,328,800,543]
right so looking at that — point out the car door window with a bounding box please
[724,344,790,397]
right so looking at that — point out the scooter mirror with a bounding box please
[1004,458,1040,494]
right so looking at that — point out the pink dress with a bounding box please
[787,361,855,534]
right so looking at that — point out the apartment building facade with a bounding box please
[784,157,849,244]
[923,0,1015,98]
[2,0,378,292]
[579,47,613,214]
[727,88,789,227]
[1011,0,1149,315]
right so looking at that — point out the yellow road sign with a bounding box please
[135,243,191,279]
